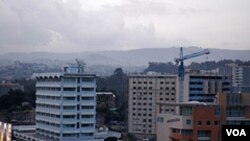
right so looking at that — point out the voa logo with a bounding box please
[226,129,246,136]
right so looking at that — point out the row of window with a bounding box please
[36,112,94,119]
[37,103,94,110]
[37,87,95,92]
[131,112,152,117]
[197,120,220,126]
[132,128,152,133]
[132,87,175,90]
[132,81,175,85]
[37,77,94,83]
[37,120,94,128]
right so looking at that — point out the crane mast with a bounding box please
[175,47,210,102]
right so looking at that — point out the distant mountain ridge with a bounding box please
[1,47,250,66]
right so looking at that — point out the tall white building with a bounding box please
[128,74,177,139]
[35,64,97,141]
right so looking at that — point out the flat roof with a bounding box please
[156,102,219,107]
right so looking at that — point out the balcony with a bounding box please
[36,98,61,105]
[81,91,95,96]
[63,109,77,115]
[81,82,96,87]
[62,91,77,96]
[36,90,61,96]
[36,115,60,124]
[36,123,61,133]
[62,118,78,124]
[81,127,95,132]
[81,109,95,115]
[62,82,77,87]
[81,100,95,105]
[36,82,61,87]
[62,100,78,105]
[81,118,95,123]
[36,107,61,114]
[61,128,81,133]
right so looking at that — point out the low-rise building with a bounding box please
[157,102,221,141]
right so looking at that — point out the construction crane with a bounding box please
[175,47,210,102]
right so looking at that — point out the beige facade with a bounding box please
[128,74,177,138]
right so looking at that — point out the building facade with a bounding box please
[183,72,231,103]
[217,92,250,125]
[35,64,97,141]
[128,74,177,138]
[157,103,222,141]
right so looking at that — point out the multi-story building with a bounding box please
[35,64,97,141]
[128,74,177,139]
[219,64,250,93]
[156,93,250,141]
[217,92,250,125]
[156,103,222,141]
[219,64,250,87]
[183,72,231,103]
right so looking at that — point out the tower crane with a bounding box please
[175,47,210,102]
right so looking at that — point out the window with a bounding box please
[186,120,191,125]
[197,131,211,137]
[157,117,164,122]
[198,121,202,125]
[181,129,193,135]
[214,107,221,116]
[82,78,94,82]
[215,121,220,125]
[181,107,192,116]
[207,121,211,125]
[63,88,75,91]
[82,88,94,91]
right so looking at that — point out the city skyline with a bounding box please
[0,0,250,54]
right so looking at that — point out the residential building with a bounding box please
[183,72,231,103]
[157,102,221,141]
[34,64,97,141]
[128,74,177,139]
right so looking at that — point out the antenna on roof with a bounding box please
[75,58,86,73]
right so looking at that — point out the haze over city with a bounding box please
[0,0,250,54]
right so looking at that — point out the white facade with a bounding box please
[232,65,243,87]
[35,64,97,141]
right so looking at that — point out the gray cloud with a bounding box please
[0,0,249,54]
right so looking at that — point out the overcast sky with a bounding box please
[0,0,249,54]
